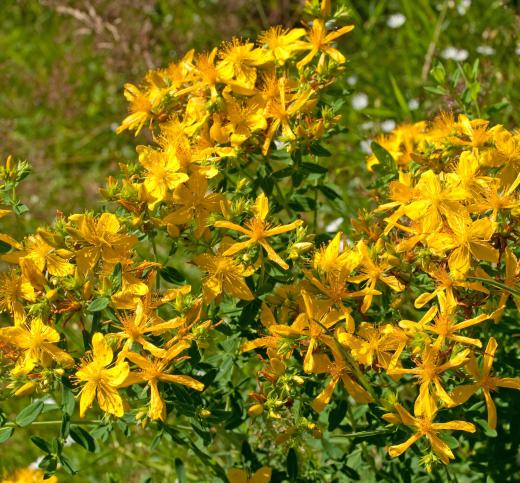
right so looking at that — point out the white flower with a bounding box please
[361,121,375,130]
[381,120,396,132]
[351,93,369,110]
[408,99,419,110]
[326,217,344,233]
[516,46,520,55]
[347,75,358,86]
[441,47,469,61]
[360,140,372,154]
[457,0,471,15]
[476,45,495,56]
[387,14,406,29]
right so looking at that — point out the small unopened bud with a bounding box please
[14,381,37,397]
[248,404,264,417]
[270,358,286,376]
[199,408,212,418]
[83,281,93,299]
[45,289,59,302]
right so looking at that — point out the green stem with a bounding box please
[6,420,101,427]
[328,428,394,439]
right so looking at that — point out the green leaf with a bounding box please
[430,62,446,83]
[467,277,520,299]
[39,454,58,477]
[16,400,44,427]
[370,141,397,176]
[111,262,123,293]
[301,162,328,174]
[389,74,410,116]
[287,447,298,479]
[309,142,331,157]
[328,399,348,431]
[424,86,446,95]
[59,454,77,475]
[0,427,14,443]
[61,386,75,416]
[87,297,110,313]
[342,464,360,480]
[31,436,52,453]
[61,413,70,439]
[318,185,341,201]
[475,418,497,437]
[440,433,459,449]
[160,266,185,284]
[70,426,97,452]
[175,458,187,483]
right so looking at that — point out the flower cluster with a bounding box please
[1,1,519,479]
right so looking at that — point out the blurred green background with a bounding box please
[1,0,519,224]
[1,0,519,480]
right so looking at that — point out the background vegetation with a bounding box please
[1,0,519,481]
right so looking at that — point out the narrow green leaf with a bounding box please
[287,447,298,479]
[31,436,52,453]
[389,74,410,116]
[175,458,187,483]
[160,266,185,284]
[0,427,14,443]
[86,297,110,313]
[301,162,328,174]
[468,277,520,299]
[70,426,97,452]
[370,141,397,176]
[16,400,44,427]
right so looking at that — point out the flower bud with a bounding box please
[14,381,37,397]
[248,404,264,417]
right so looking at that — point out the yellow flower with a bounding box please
[414,266,488,309]
[0,269,35,324]
[2,467,58,483]
[137,146,189,207]
[217,38,271,88]
[194,252,255,303]
[492,248,520,321]
[386,395,475,464]
[215,193,303,269]
[114,300,181,358]
[348,240,404,313]
[428,213,498,278]
[116,83,154,135]
[0,316,74,375]
[297,19,354,71]
[75,332,129,418]
[68,213,138,276]
[399,291,488,349]
[261,77,313,155]
[2,234,74,277]
[223,94,267,147]
[388,345,470,412]
[450,337,520,429]
[339,322,406,369]
[311,348,373,412]
[162,173,222,238]
[227,466,271,483]
[121,341,204,421]
[403,170,468,233]
[258,26,306,63]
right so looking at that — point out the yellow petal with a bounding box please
[388,432,422,457]
[79,381,97,418]
[92,332,113,366]
[97,384,125,417]
[251,466,272,483]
